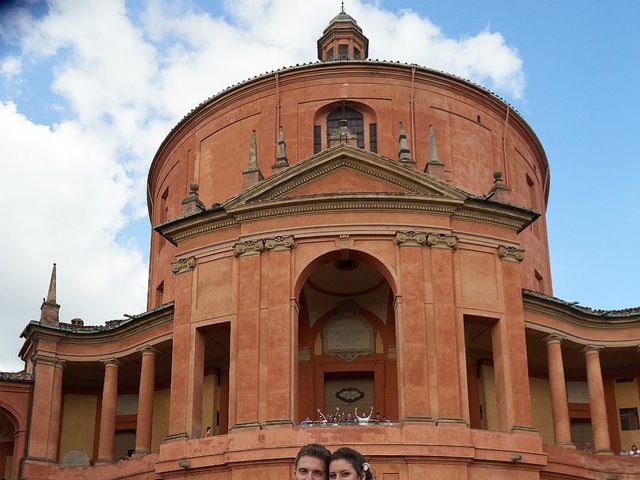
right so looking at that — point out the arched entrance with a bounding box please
[0,408,16,480]
[296,250,398,422]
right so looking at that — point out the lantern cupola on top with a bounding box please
[317,4,369,61]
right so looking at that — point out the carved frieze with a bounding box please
[264,235,295,252]
[426,233,458,250]
[233,239,265,257]
[171,256,197,274]
[497,245,525,263]
[395,231,427,246]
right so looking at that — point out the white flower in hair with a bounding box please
[362,462,370,471]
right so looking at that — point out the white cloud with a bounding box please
[0,0,526,371]
[0,55,22,77]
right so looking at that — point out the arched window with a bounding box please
[327,107,364,148]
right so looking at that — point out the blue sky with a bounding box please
[0,0,638,371]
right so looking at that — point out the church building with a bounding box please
[1,8,639,480]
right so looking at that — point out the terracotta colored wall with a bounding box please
[529,377,554,444]
[615,379,639,451]
[201,373,215,435]
[59,394,97,463]
[150,388,169,453]
[479,364,498,431]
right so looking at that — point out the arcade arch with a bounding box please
[296,250,398,422]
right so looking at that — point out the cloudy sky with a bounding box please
[0,0,638,371]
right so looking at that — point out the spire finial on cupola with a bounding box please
[398,122,415,167]
[40,263,60,325]
[272,125,289,173]
[425,124,445,179]
[243,130,264,189]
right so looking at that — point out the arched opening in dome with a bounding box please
[296,250,398,424]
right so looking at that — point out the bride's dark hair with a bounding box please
[330,447,373,480]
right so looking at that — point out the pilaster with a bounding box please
[165,256,197,442]
[395,231,431,423]
[493,246,534,432]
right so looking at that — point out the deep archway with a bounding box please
[295,249,398,423]
[0,407,17,480]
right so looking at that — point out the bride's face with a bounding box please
[329,459,363,480]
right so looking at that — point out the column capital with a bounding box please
[171,256,196,275]
[101,358,122,368]
[137,345,159,357]
[233,239,264,257]
[395,231,427,246]
[498,245,525,263]
[264,235,295,252]
[545,334,564,345]
[426,233,458,250]
[582,344,605,355]
[32,354,65,368]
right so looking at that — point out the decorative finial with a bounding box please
[243,129,264,189]
[40,262,60,325]
[181,182,205,214]
[425,124,445,179]
[46,262,57,303]
[341,1,345,14]
[273,126,289,172]
[398,122,415,166]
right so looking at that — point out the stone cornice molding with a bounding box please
[498,245,525,263]
[522,291,640,329]
[427,233,458,250]
[395,231,427,246]
[233,239,265,257]
[264,235,295,252]
[171,256,197,274]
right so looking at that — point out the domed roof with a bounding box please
[323,4,363,34]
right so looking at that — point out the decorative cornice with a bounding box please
[171,256,197,274]
[395,231,427,246]
[427,233,458,250]
[233,239,265,257]
[264,235,295,252]
[498,245,524,263]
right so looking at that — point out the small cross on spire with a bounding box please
[341,1,345,13]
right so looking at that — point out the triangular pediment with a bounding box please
[225,144,468,209]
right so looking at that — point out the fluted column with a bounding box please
[96,359,120,464]
[133,347,156,456]
[545,335,573,447]
[584,345,612,454]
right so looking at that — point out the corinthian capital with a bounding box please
[233,239,265,257]
[497,245,525,263]
[427,233,458,250]
[264,235,295,252]
[395,231,427,246]
[171,256,197,274]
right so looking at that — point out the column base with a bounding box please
[132,449,150,457]
[163,432,189,443]
[436,418,468,426]
[512,425,538,433]
[95,459,114,465]
[595,449,614,455]
[263,419,295,427]
[557,441,576,449]
[402,416,435,424]
[230,421,262,430]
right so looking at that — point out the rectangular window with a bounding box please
[369,123,377,152]
[339,44,348,60]
[313,125,322,153]
[620,407,640,431]
[354,47,361,60]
